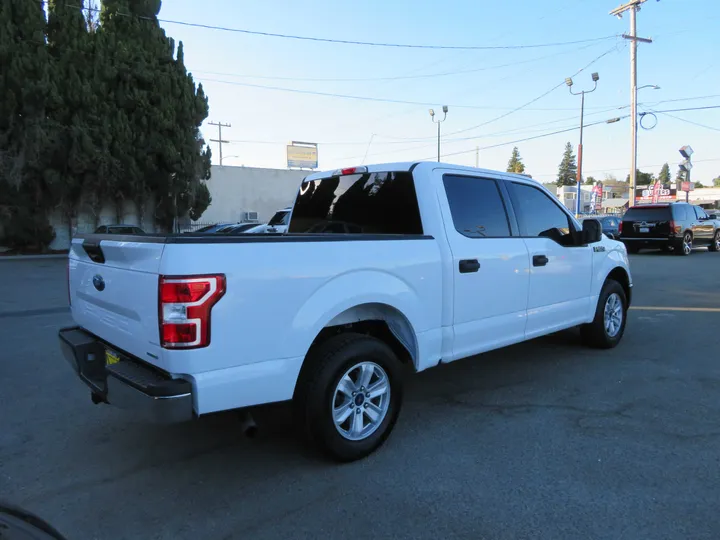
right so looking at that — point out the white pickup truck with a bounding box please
[59,162,632,461]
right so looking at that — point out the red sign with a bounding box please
[652,182,662,203]
[681,181,694,192]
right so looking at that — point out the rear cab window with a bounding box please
[289,171,423,234]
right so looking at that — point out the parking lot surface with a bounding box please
[1,251,719,540]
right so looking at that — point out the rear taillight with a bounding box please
[669,220,681,234]
[159,275,225,349]
[618,221,623,234]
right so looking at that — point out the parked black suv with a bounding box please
[619,202,720,255]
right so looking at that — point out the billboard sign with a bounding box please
[287,143,318,169]
[681,181,695,192]
[636,184,676,203]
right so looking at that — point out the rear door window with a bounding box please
[289,171,423,235]
[694,206,708,220]
[442,175,511,238]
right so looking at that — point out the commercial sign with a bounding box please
[591,182,603,213]
[681,181,695,192]
[636,184,676,203]
[287,143,318,169]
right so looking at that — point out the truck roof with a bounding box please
[304,161,539,184]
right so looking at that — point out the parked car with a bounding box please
[619,202,720,255]
[243,207,292,234]
[218,223,260,234]
[94,224,145,235]
[192,223,236,234]
[580,216,621,239]
[59,163,632,462]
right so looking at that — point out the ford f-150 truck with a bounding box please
[59,162,632,462]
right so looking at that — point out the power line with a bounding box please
[653,112,720,132]
[189,42,606,83]
[64,3,617,51]
[531,158,720,178]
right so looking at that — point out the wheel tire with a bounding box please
[676,232,693,256]
[709,231,720,252]
[293,333,404,462]
[581,279,628,349]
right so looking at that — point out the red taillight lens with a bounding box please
[618,221,623,234]
[669,220,681,234]
[159,275,225,349]
[160,281,211,303]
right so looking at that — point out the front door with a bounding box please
[692,206,714,245]
[438,173,530,361]
[506,181,593,339]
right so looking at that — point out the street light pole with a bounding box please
[429,106,448,162]
[566,73,599,218]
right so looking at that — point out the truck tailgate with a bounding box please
[69,237,166,368]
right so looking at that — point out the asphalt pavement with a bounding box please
[1,250,720,540]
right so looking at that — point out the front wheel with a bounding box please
[581,279,628,349]
[294,333,404,462]
[709,231,720,252]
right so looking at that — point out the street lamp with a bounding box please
[566,72,599,217]
[430,105,448,162]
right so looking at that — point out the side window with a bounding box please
[442,175,511,238]
[674,206,687,221]
[694,206,708,220]
[509,182,575,246]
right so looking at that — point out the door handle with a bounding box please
[459,259,480,273]
[532,255,549,267]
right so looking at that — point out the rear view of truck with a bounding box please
[60,236,224,422]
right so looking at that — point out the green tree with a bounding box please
[695,181,704,188]
[0,0,56,250]
[506,146,525,174]
[676,167,685,183]
[626,169,655,185]
[556,142,577,186]
[713,176,720,187]
[585,175,597,185]
[658,163,671,184]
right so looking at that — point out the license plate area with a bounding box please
[105,348,121,366]
[639,227,649,233]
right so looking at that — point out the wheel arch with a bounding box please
[605,266,631,306]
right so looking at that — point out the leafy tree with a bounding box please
[556,142,577,187]
[626,169,655,185]
[658,163,671,184]
[604,173,619,183]
[0,0,56,249]
[676,167,685,183]
[506,146,525,174]
[714,176,720,187]
[585,175,597,185]
[695,181,704,188]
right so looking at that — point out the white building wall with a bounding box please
[200,165,308,224]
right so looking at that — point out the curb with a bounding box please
[0,254,68,261]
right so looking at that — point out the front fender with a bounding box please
[592,239,632,300]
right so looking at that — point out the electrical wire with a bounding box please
[653,111,720,132]
[63,3,617,51]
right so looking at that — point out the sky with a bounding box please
[158,0,720,184]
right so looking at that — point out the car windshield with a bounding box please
[268,211,289,226]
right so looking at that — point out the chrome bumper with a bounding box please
[58,327,193,423]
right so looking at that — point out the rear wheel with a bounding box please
[581,279,627,349]
[294,333,404,462]
[676,232,693,256]
[710,231,720,252]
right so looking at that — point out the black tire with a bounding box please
[676,232,693,256]
[293,333,404,462]
[581,279,628,349]
[709,230,720,252]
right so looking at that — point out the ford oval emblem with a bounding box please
[92,275,105,291]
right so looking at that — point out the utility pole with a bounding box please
[208,121,231,165]
[429,106,448,162]
[610,0,654,207]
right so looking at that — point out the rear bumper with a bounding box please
[58,327,193,423]
[621,237,676,248]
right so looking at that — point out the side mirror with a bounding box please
[581,218,602,244]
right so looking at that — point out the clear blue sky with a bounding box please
[160,0,720,184]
